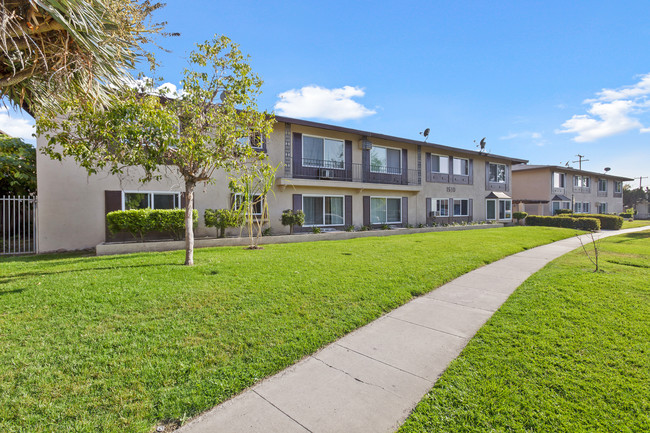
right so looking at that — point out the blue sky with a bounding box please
[3,1,649,186]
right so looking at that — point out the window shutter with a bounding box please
[485,161,490,189]
[425,153,432,182]
[262,135,268,153]
[363,196,370,226]
[105,190,122,241]
[505,165,510,192]
[402,197,408,225]
[468,159,473,185]
[448,157,454,178]
[180,192,187,208]
[293,194,302,211]
[292,133,302,174]
[449,198,454,219]
[468,198,473,220]
[345,195,352,226]
[426,197,431,220]
[401,149,408,184]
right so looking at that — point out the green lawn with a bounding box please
[0,227,577,432]
[622,219,650,229]
[399,229,650,433]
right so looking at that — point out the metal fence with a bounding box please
[1,195,37,255]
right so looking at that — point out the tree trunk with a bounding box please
[184,180,196,266]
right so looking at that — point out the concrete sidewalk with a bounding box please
[177,227,648,433]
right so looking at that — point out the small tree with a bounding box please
[38,35,274,265]
[0,136,36,196]
[204,209,243,238]
[513,211,527,225]
[577,232,602,272]
[281,209,305,234]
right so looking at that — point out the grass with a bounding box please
[622,219,650,229]
[399,229,650,433]
[0,227,578,432]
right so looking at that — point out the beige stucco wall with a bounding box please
[36,120,521,252]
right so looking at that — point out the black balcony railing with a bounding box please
[289,158,421,186]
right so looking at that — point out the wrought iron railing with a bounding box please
[289,158,421,185]
[1,195,37,255]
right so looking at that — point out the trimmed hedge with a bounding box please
[526,215,600,231]
[554,209,574,215]
[580,213,623,230]
[107,209,198,242]
[204,209,243,238]
[513,211,528,221]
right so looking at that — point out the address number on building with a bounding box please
[446,186,456,192]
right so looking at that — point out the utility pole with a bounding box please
[572,154,589,170]
[634,176,648,188]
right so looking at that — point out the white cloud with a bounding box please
[0,107,35,142]
[500,131,545,145]
[274,85,376,121]
[557,73,650,142]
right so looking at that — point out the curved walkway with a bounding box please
[178,227,649,433]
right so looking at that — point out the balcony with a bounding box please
[285,157,421,186]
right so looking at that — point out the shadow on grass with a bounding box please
[606,231,650,243]
[0,288,26,296]
[0,262,185,285]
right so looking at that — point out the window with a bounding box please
[499,200,512,220]
[123,191,180,210]
[583,202,590,213]
[453,158,469,176]
[552,201,571,214]
[302,135,344,169]
[598,178,607,192]
[303,195,344,226]
[237,133,263,150]
[486,199,496,220]
[234,193,263,216]
[431,155,449,174]
[614,181,622,193]
[431,198,449,217]
[574,202,582,213]
[488,163,506,183]
[453,199,469,216]
[370,146,401,174]
[597,202,608,214]
[553,172,565,188]
[574,175,589,187]
[370,197,401,224]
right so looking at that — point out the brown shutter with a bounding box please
[293,194,302,211]
[401,149,408,184]
[426,197,431,222]
[468,159,473,185]
[180,192,187,208]
[345,195,352,226]
[425,153,432,182]
[363,196,370,226]
[105,190,122,241]
[292,133,302,174]
[401,196,408,226]
[345,140,352,180]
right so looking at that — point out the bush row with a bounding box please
[579,214,623,230]
[526,215,601,231]
[107,209,198,241]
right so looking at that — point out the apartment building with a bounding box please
[511,165,632,216]
[36,115,526,252]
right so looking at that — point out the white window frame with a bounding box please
[583,202,590,213]
[486,199,497,220]
[302,195,345,227]
[234,193,264,217]
[551,200,571,214]
[598,178,608,192]
[431,154,450,174]
[431,198,449,217]
[122,191,181,211]
[597,202,608,214]
[498,199,512,220]
[488,163,507,183]
[553,172,566,188]
[453,157,469,176]
[302,134,345,169]
[237,132,264,150]
[370,145,402,175]
[453,198,469,217]
[370,196,402,224]
[614,181,622,193]
[574,202,583,213]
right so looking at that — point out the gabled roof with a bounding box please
[512,164,633,181]
[274,115,528,164]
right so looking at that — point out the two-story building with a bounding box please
[35,115,527,252]
[511,165,632,216]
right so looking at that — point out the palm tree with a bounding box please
[0,0,172,114]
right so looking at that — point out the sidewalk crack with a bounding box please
[252,390,314,433]
[312,355,401,397]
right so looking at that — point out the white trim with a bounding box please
[370,196,402,224]
[370,145,403,175]
[488,162,507,183]
[498,199,512,220]
[430,198,450,217]
[598,178,608,192]
[302,134,345,169]
[452,157,469,176]
[452,198,470,217]
[486,199,497,220]
[122,191,181,211]
[553,172,566,188]
[302,194,346,227]
[430,154,450,174]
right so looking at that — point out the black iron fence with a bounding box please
[1,195,37,255]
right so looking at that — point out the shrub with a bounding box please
[525,215,600,231]
[205,208,243,238]
[554,209,573,215]
[345,225,355,232]
[311,226,321,234]
[107,209,197,241]
[513,211,528,222]
[280,209,305,234]
[381,224,390,230]
[580,214,623,230]
[360,225,371,231]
